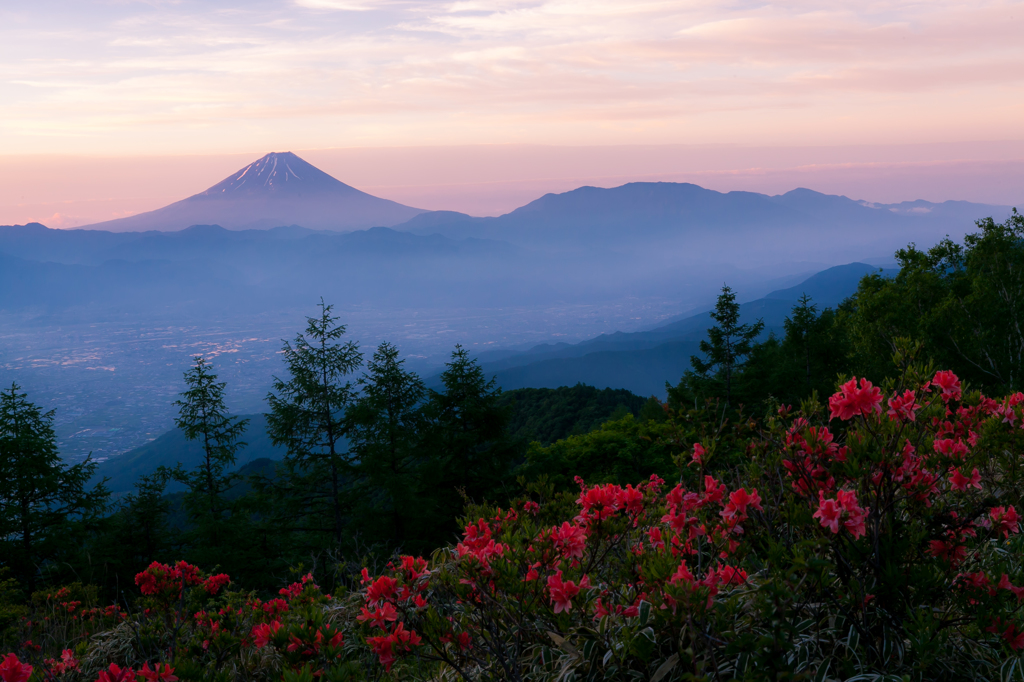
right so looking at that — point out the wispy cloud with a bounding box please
[1,0,1022,154]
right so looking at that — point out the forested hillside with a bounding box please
[498,385,650,445]
[3,211,1024,680]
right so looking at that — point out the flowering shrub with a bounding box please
[5,362,1024,680]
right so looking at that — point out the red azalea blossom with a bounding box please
[990,506,1020,538]
[949,467,982,492]
[829,378,883,421]
[367,622,422,672]
[933,370,962,402]
[620,484,644,516]
[45,649,79,676]
[813,496,843,534]
[701,476,727,506]
[669,560,695,585]
[251,620,281,648]
[97,663,136,682]
[547,571,582,613]
[365,576,399,604]
[0,654,32,682]
[933,438,969,459]
[357,602,399,629]
[203,574,230,595]
[711,564,748,586]
[261,598,289,617]
[692,443,705,465]
[987,620,1024,651]
[367,635,397,672]
[138,662,178,682]
[720,488,763,526]
[279,573,317,601]
[577,484,623,522]
[887,390,921,422]
[814,490,869,538]
[551,521,587,559]
[928,539,967,566]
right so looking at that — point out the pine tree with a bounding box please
[85,473,172,596]
[421,345,520,537]
[348,342,426,548]
[0,383,108,594]
[166,356,248,566]
[785,294,820,392]
[686,285,764,405]
[266,300,362,546]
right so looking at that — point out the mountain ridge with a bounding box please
[76,152,426,233]
[466,262,892,397]
[394,183,1012,263]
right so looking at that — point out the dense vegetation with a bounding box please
[2,211,1024,680]
[498,385,650,445]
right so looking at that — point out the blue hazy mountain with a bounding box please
[77,152,426,232]
[396,183,1012,264]
[92,414,287,495]
[0,224,538,310]
[2,178,1012,320]
[471,262,889,397]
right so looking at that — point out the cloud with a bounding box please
[293,0,384,10]
[1,0,1023,154]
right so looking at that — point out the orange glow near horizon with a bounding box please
[3,142,1024,228]
[2,1,1023,225]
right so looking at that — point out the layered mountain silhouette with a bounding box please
[395,183,1009,264]
[463,262,892,398]
[79,152,426,232]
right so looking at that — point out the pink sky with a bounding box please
[3,142,1023,227]
[2,1,1023,225]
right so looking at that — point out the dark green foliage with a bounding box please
[734,295,851,407]
[0,383,108,594]
[266,300,362,546]
[517,414,680,491]
[165,356,250,567]
[112,474,173,567]
[12,205,1024,603]
[841,210,1024,393]
[498,384,649,445]
[680,284,765,405]
[420,345,522,536]
[79,473,174,596]
[348,342,427,550]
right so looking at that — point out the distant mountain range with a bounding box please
[398,183,1010,264]
[462,262,891,398]
[79,152,426,232]
[2,153,1015,322]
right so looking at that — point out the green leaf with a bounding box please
[650,653,679,682]
[639,600,652,627]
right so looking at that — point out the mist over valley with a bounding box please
[0,152,1016,465]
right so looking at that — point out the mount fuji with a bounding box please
[79,152,426,232]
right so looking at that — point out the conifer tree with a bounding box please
[85,473,173,595]
[348,342,426,548]
[112,474,172,574]
[684,285,764,405]
[266,300,362,546]
[421,345,520,535]
[0,383,108,594]
[167,356,248,565]
[785,294,820,391]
